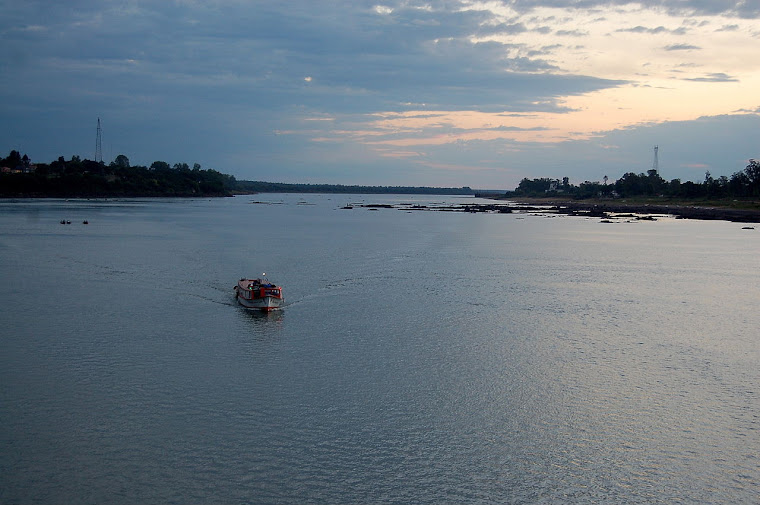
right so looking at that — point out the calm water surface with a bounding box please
[1,195,758,504]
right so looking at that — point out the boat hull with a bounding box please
[235,293,284,311]
[234,278,284,312]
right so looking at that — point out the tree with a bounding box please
[745,159,760,196]
[704,170,727,198]
[576,180,603,198]
[112,154,130,168]
[615,172,644,196]
[646,169,666,195]
[150,161,171,171]
[5,150,21,168]
[515,177,556,195]
[668,178,682,195]
[729,171,750,196]
[679,181,703,198]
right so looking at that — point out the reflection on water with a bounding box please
[238,307,285,322]
[236,309,285,360]
[1,195,758,504]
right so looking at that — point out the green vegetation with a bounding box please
[0,151,474,198]
[3,149,757,207]
[509,160,760,206]
[0,152,235,197]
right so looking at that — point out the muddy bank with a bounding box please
[344,200,760,223]
[509,200,760,223]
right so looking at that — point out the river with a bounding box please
[1,194,758,503]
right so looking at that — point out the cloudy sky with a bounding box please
[2,0,758,189]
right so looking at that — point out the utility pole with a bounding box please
[95,118,103,164]
[652,145,659,174]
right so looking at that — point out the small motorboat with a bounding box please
[234,276,284,312]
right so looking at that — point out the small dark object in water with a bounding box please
[83,220,89,224]
[741,226,754,230]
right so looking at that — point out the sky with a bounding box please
[1,0,759,189]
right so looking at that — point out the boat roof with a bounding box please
[238,278,280,288]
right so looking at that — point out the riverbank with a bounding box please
[340,197,760,223]
[498,197,760,223]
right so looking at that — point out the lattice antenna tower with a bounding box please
[652,145,659,173]
[95,117,103,163]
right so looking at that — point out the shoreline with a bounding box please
[495,197,760,223]
[3,193,759,223]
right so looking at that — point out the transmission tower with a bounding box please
[95,118,103,163]
[652,145,659,173]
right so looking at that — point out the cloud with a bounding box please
[486,125,550,132]
[478,22,530,36]
[506,0,759,18]
[664,43,701,51]
[684,73,739,82]
[555,29,588,37]
[616,25,671,34]
[1,0,758,189]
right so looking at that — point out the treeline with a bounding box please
[0,152,236,197]
[510,160,760,199]
[234,180,474,195]
[0,150,474,197]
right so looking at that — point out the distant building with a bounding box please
[546,180,564,193]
